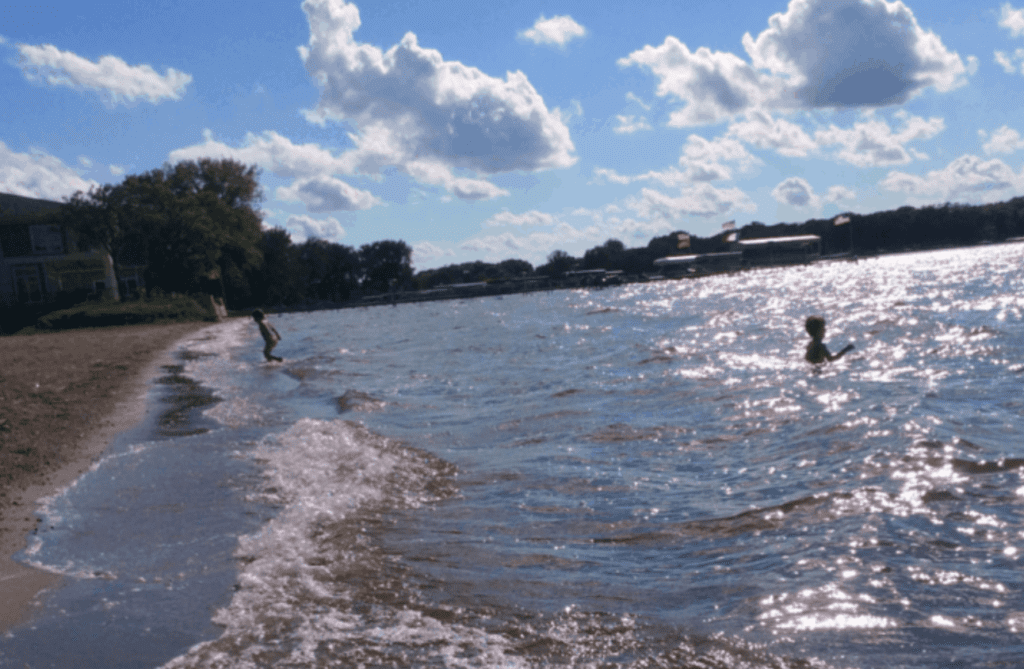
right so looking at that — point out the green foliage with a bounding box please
[300,238,360,302]
[359,240,413,293]
[413,258,535,289]
[580,239,654,274]
[50,157,1024,314]
[255,227,304,305]
[536,249,577,277]
[34,295,214,331]
[248,229,363,305]
[63,158,264,306]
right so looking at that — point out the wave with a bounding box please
[159,417,464,668]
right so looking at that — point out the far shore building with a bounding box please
[654,234,821,277]
[0,193,121,306]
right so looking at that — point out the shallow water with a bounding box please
[4,244,1024,668]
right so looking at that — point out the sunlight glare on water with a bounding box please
[5,244,1024,669]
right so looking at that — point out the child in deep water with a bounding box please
[804,315,854,364]
[252,309,283,362]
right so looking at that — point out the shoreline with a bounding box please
[0,321,213,633]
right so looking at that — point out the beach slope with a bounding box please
[0,321,210,632]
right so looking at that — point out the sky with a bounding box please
[2,0,1024,270]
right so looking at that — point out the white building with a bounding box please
[0,194,119,306]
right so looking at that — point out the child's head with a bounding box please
[252,309,265,322]
[805,315,825,339]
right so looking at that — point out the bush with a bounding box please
[35,295,215,331]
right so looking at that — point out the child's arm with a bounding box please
[828,343,854,362]
[270,324,281,341]
[806,342,854,363]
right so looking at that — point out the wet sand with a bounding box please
[0,322,212,632]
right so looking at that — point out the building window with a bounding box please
[118,273,142,298]
[13,264,44,303]
[0,224,32,257]
[29,224,64,255]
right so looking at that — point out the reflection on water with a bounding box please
[5,244,1024,668]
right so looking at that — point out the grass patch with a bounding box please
[33,295,216,332]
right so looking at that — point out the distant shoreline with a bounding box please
[264,238,1024,315]
[0,321,210,632]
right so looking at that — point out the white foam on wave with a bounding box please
[18,442,161,580]
[160,417,523,669]
[175,319,265,428]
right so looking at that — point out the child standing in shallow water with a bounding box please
[805,315,854,364]
[252,309,283,362]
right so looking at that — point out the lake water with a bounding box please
[4,244,1024,668]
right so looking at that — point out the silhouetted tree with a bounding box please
[497,258,533,277]
[537,249,577,277]
[255,227,303,305]
[63,183,146,296]
[359,240,413,293]
[582,239,625,270]
[64,159,263,306]
[300,238,359,301]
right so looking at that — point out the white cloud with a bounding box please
[412,241,456,265]
[183,0,572,211]
[613,115,652,134]
[1000,3,1024,37]
[620,0,969,126]
[109,164,125,176]
[744,0,968,105]
[771,176,819,208]
[404,160,510,200]
[459,223,588,262]
[619,38,775,126]
[285,214,347,242]
[814,113,944,167]
[772,178,854,208]
[484,210,557,227]
[171,129,350,178]
[981,125,1024,154]
[562,100,584,124]
[276,175,379,213]
[591,167,636,186]
[0,141,98,200]
[171,129,508,205]
[15,43,191,105]
[726,111,817,157]
[625,92,651,110]
[571,206,678,239]
[458,203,684,265]
[596,165,712,188]
[592,166,693,188]
[679,133,760,180]
[77,155,92,168]
[299,0,576,174]
[994,48,1024,74]
[879,154,1024,204]
[519,15,586,47]
[826,185,856,203]
[594,133,760,186]
[627,183,757,220]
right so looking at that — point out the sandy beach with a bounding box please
[0,321,211,633]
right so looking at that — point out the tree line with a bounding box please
[6,158,1024,311]
[418,198,1024,288]
[51,159,414,308]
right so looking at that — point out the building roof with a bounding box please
[736,235,820,246]
[653,252,742,265]
[0,192,61,218]
[653,254,698,265]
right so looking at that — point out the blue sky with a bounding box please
[2,0,1024,269]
